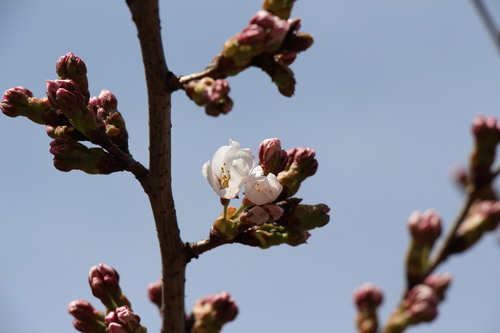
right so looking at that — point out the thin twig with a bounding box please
[424,193,475,277]
[178,65,219,85]
[471,0,500,53]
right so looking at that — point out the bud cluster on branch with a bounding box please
[1,53,130,175]
[181,0,313,116]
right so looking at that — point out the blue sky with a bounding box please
[1,1,500,332]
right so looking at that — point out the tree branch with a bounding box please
[126,1,188,332]
[471,0,500,53]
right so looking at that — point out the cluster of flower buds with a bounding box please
[384,273,451,332]
[405,210,442,287]
[205,9,312,96]
[69,264,144,333]
[449,200,500,254]
[203,139,329,248]
[50,136,125,174]
[1,53,130,174]
[469,115,500,188]
[105,306,146,333]
[88,263,131,311]
[88,89,129,153]
[56,52,90,101]
[277,147,318,198]
[68,300,106,333]
[185,78,233,116]
[353,283,383,333]
[188,292,238,333]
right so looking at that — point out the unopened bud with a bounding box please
[277,147,318,197]
[407,210,442,245]
[353,283,383,310]
[258,138,288,175]
[49,136,125,174]
[192,292,238,333]
[46,80,107,143]
[1,87,53,124]
[68,300,106,333]
[88,264,129,310]
[147,279,162,308]
[56,52,89,101]
[353,283,383,333]
[185,78,233,116]
[470,115,500,188]
[424,273,452,300]
[88,90,129,152]
[451,200,500,253]
[403,284,439,324]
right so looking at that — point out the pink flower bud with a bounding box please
[186,78,233,116]
[264,204,284,221]
[192,292,238,333]
[258,138,288,176]
[403,285,439,323]
[147,280,162,308]
[353,283,383,311]
[1,87,53,125]
[68,300,105,333]
[88,263,123,309]
[236,24,266,44]
[55,53,89,100]
[240,206,270,225]
[107,322,128,333]
[424,272,452,300]
[249,11,290,51]
[407,210,442,245]
[1,86,33,117]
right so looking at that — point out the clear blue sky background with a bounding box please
[1,1,500,332]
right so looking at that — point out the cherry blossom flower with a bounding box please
[202,140,255,199]
[244,166,283,205]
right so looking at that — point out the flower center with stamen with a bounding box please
[254,183,268,192]
[220,163,231,188]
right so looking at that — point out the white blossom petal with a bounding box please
[202,140,255,199]
[244,166,283,205]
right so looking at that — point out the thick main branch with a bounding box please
[126,1,188,332]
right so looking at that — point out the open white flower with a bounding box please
[202,140,255,199]
[244,166,283,205]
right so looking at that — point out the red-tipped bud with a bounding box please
[49,136,125,174]
[470,115,500,188]
[240,206,271,225]
[56,53,89,101]
[407,210,442,245]
[192,292,238,333]
[278,147,318,198]
[403,284,439,323]
[1,87,53,124]
[147,280,162,309]
[88,264,126,310]
[68,300,106,333]
[451,200,500,253]
[353,283,383,310]
[424,273,452,300]
[353,283,383,333]
[258,138,288,176]
[185,78,233,117]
